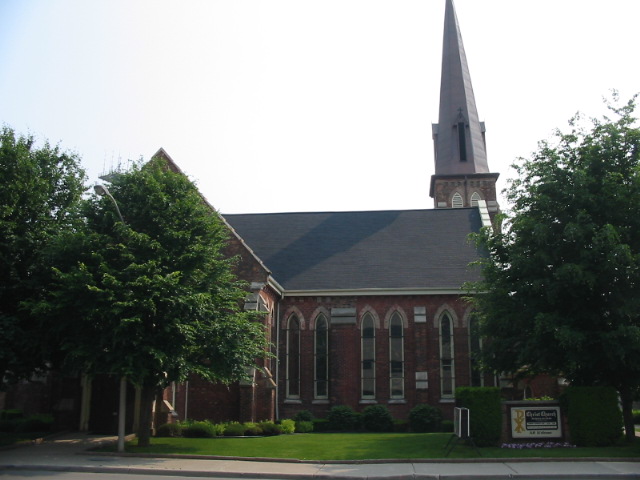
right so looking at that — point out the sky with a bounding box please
[0,0,638,214]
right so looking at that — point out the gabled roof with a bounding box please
[223,208,483,294]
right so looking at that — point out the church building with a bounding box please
[167,0,502,424]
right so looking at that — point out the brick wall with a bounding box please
[276,294,487,421]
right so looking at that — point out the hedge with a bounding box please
[455,386,502,446]
[564,386,623,446]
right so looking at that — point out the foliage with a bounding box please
[0,127,86,384]
[361,405,394,432]
[455,387,502,446]
[223,422,247,437]
[0,412,53,433]
[278,419,295,434]
[0,409,24,420]
[312,419,330,432]
[243,422,263,436]
[13,414,53,433]
[258,421,281,436]
[31,157,269,446]
[295,421,314,433]
[181,420,219,438]
[326,405,358,431]
[564,386,623,446]
[468,93,640,441]
[293,410,314,422]
[393,420,409,432]
[440,420,454,433]
[633,410,640,424]
[408,404,443,433]
[155,423,182,437]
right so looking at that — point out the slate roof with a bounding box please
[223,208,483,292]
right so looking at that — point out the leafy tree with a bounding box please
[33,157,268,446]
[0,126,85,384]
[470,93,640,442]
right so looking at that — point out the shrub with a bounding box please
[223,422,248,436]
[0,409,24,421]
[312,418,331,432]
[182,420,218,438]
[361,405,394,432]
[564,386,623,447]
[14,414,54,433]
[277,419,295,434]
[326,405,358,431]
[295,420,313,433]
[243,422,263,436]
[0,419,16,432]
[408,404,443,433]
[441,420,454,433]
[293,410,314,422]
[156,423,182,437]
[632,410,640,425]
[258,421,281,436]
[455,387,502,447]
[393,420,409,432]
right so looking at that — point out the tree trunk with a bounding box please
[137,383,156,447]
[620,387,636,443]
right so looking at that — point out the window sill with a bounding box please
[312,399,329,404]
[284,399,302,404]
[359,399,377,405]
[439,398,455,403]
[388,399,406,404]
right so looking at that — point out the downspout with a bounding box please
[184,381,189,421]
[275,300,280,421]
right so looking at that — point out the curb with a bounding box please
[1,464,639,480]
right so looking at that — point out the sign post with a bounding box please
[444,407,481,457]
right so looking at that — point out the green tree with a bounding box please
[470,93,640,442]
[34,157,268,446]
[0,126,85,384]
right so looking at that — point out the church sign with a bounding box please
[510,405,562,439]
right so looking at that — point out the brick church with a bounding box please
[166,0,502,425]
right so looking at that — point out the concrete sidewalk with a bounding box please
[0,432,638,479]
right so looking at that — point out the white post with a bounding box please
[117,377,126,453]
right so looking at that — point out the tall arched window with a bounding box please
[470,192,481,207]
[439,312,455,397]
[314,315,328,399]
[452,193,463,208]
[286,315,300,398]
[361,313,376,399]
[389,312,405,399]
[468,315,483,387]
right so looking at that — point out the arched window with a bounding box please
[452,193,463,208]
[314,315,329,399]
[468,315,483,387]
[361,313,376,399]
[470,192,481,207]
[286,315,300,398]
[389,312,404,399]
[439,312,455,397]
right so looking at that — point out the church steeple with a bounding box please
[430,0,499,215]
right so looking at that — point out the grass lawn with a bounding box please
[107,433,640,461]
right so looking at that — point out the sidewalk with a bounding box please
[0,432,638,479]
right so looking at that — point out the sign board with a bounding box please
[510,406,562,438]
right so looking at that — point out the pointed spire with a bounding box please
[433,0,489,175]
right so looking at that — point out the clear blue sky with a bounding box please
[1,0,638,213]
